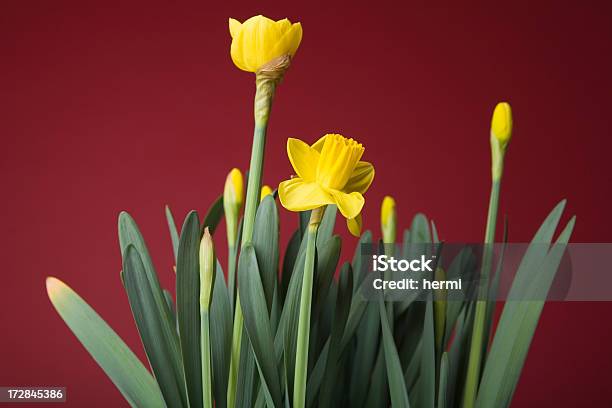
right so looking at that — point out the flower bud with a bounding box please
[229,15,302,73]
[491,102,513,147]
[490,102,513,181]
[199,228,215,311]
[260,185,273,201]
[381,196,396,244]
[223,168,243,246]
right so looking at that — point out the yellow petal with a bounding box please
[311,134,328,152]
[271,23,302,58]
[347,213,362,237]
[328,189,364,220]
[344,161,375,194]
[278,178,333,212]
[287,138,319,181]
[229,18,242,38]
[275,18,292,33]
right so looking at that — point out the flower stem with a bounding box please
[227,75,277,408]
[462,178,501,408]
[294,206,325,408]
[200,310,213,408]
[227,243,238,310]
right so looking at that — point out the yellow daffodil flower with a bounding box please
[278,134,374,236]
[491,102,513,147]
[229,15,303,73]
[260,185,273,201]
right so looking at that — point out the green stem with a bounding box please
[462,178,501,408]
[200,310,213,408]
[227,75,277,408]
[227,244,238,311]
[293,207,324,408]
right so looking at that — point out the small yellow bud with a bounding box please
[223,168,243,246]
[199,228,215,311]
[260,185,273,201]
[229,15,303,73]
[381,196,397,244]
[225,168,244,209]
[491,102,513,147]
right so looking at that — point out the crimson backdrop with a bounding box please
[2,1,611,406]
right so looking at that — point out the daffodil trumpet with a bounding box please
[227,15,303,408]
[463,102,513,408]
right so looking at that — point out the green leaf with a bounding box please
[312,236,342,320]
[210,261,232,408]
[202,195,224,236]
[176,211,202,408]
[46,277,164,408]
[118,212,174,324]
[123,245,187,407]
[165,205,180,262]
[236,327,257,408]
[352,230,373,292]
[163,289,176,327]
[418,299,435,408]
[319,264,352,407]
[476,203,575,408]
[238,245,283,408]
[281,229,301,301]
[438,353,449,408]
[317,205,337,245]
[379,296,410,408]
[348,300,379,406]
[253,195,280,311]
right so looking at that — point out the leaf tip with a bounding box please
[46,276,64,300]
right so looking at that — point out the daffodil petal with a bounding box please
[311,134,328,152]
[344,161,375,194]
[328,189,364,220]
[229,18,242,38]
[347,213,362,237]
[287,138,319,181]
[275,18,292,33]
[278,178,333,212]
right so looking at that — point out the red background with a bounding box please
[2,1,611,406]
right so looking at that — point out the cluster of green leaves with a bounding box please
[48,195,573,408]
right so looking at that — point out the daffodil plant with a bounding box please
[46,14,574,408]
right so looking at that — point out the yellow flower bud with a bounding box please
[229,15,303,73]
[223,168,243,246]
[491,102,513,147]
[199,228,215,311]
[381,195,396,244]
[260,185,273,201]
